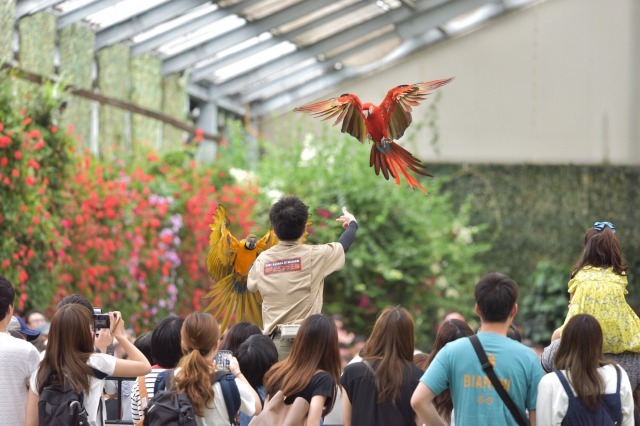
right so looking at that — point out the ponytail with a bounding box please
[174,348,216,417]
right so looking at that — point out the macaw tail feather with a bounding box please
[204,273,263,333]
[369,142,431,195]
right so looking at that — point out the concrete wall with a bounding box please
[262,0,639,165]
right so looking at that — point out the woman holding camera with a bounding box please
[25,304,151,426]
[172,312,261,425]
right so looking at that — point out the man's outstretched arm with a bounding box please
[336,207,358,253]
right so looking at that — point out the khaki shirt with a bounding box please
[247,241,345,335]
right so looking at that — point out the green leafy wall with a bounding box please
[97,44,131,153]
[59,24,94,147]
[431,164,640,303]
[0,0,15,61]
[162,73,187,150]
[131,54,162,148]
[16,12,56,107]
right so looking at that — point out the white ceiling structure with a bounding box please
[14,0,541,118]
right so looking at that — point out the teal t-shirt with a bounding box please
[421,332,544,426]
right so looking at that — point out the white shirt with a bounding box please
[0,333,40,426]
[536,364,634,426]
[173,368,256,426]
[30,353,117,426]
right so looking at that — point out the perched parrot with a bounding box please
[205,205,278,332]
[293,78,453,195]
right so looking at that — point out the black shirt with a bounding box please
[283,371,335,412]
[341,360,423,426]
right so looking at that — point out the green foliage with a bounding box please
[58,24,94,146]
[161,73,187,151]
[131,54,162,146]
[0,0,15,61]
[430,164,640,309]
[241,125,489,349]
[520,261,570,345]
[97,44,131,153]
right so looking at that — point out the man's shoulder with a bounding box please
[0,334,38,353]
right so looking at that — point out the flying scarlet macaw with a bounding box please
[294,78,453,195]
[205,205,278,332]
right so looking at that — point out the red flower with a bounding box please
[27,159,39,170]
[0,135,10,148]
[14,151,22,160]
[50,126,58,133]
[1,260,9,268]
[25,176,37,186]
[34,139,45,150]
[29,129,42,138]
[22,117,32,126]
[19,270,28,283]
[0,157,7,167]
[11,169,19,177]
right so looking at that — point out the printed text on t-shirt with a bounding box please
[264,257,302,275]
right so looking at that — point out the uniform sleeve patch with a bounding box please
[264,257,302,275]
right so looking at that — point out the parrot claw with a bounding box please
[377,137,391,153]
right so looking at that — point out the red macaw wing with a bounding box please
[381,78,453,140]
[207,205,240,281]
[294,94,368,143]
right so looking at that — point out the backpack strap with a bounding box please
[601,365,622,426]
[153,369,174,394]
[214,371,241,426]
[469,335,527,426]
[554,371,576,398]
[90,367,109,380]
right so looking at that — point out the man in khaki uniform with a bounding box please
[248,196,358,360]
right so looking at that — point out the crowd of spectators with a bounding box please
[2,196,639,426]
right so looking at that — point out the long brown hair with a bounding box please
[174,313,219,417]
[36,304,95,394]
[423,319,474,422]
[555,314,610,410]
[264,314,341,414]
[571,226,627,278]
[361,306,414,405]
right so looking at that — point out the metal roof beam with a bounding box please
[162,0,323,75]
[189,0,369,83]
[57,0,121,29]
[130,0,263,56]
[253,0,493,116]
[241,30,398,103]
[94,0,211,50]
[210,0,451,98]
[15,0,65,19]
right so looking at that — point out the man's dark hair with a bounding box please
[134,331,154,364]
[56,294,94,316]
[151,314,184,368]
[474,272,518,323]
[0,276,15,321]
[269,196,309,241]
[236,334,278,390]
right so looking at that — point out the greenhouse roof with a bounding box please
[15,0,542,117]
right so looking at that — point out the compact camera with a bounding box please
[93,308,110,330]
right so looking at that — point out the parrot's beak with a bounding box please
[363,109,370,119]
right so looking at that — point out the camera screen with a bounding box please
[93,314,110,330]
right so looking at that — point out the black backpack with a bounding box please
[144,369,241,426]
[38,368,109,426]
